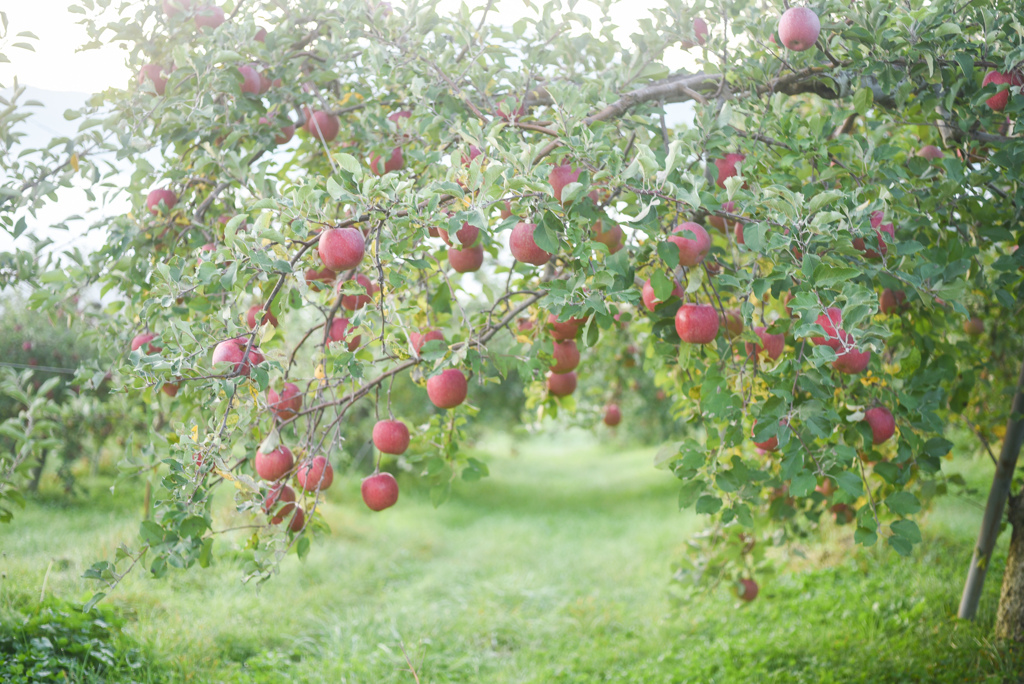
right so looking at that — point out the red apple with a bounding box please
[461,145,483,166]
[547,313,587,341]
[982,70,1020,112]
[547,371,577,397]
[675,304,719,344]
[361,472,399,511]
[714,153,746,189]
[746,326,784,361]
[303,109,340,143]
[752,420,781,452]
[318,227,365,271]
[263,483,296,524]
[338,273,375,310]
[259,116,294,145]
[708,201,735,231]
[603,404,622,426]
[693,17,709,45]
[130,332,161,354]
[548,164,580,203]
[162,0,191,15]
[439,222,480,247]
[737,578,759,601]
[591,220,623,253]
[296,455,334,492]
[864,406,895,445]
[255,444,294,481]
[963,317,984,335]
[373,420,410,455]
[810,307,843,349]
[267,382,302,420]
[137,64,167,96]
[305,266,337,284]
[161,382,180,397]
[194,5,225,29]
[509,222,552,265]
[550,340,580,373]
[832,334,871,374]
[448,245,485,272]
[238,65,260,95]
[427,369,468,409]
[778,7,820,51]
[916,145,944,160]
[388,109,412,123]
[146,188,177,215]
[879,288,906,314]
[369,146,404,175]
[410,329,444,355]
[246,304,278,329]
[642,277,683,312]
[499,201,513,220]
[668,222,711,267]
[254,26,268,42]
[211,337,264,375]
[328,317,361,351]
[722,310,744,338]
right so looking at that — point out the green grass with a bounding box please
[1,430,1022,682]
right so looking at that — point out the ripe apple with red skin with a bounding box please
[721,310,744,338]
[917,145,944,160]
[550,340,580,373]
[246,304,278,329]
[752,420,783,452]
[194,5,225,29]
[832,332,871,374]
[547,371,577,397]
[982,70,1022,112]
[448,245,485,272]
[810,307,843,349]
[255,445,294,481]
[642,278,684,312]
[693,17,709,45]
[362,472,399,511]
[238,65,261,95]
[603,404,622,426]
[864,406,895,445]
[410,329,444,355]
[146,188,177,215]
[302,109,340,142]
[461,145,483,166]
[211,337,264,375]
[305,266,336,285]
[963,317,984,336]
[263,483,296,523]
[499,201,513,220]
[778,7,820,51]
[318,227,365,272]
[880,288,907,314]
[137,64,167,95]
[296,456,334,492]
[369,146,404,175]
[714,153,746,189]
[668,222,711,267]
[338,273,375,310]
[746,326,784,361]
[737,578,759,601]
[708,201,734,231]
[267,382,302,420]
[259,116,294,145]
[591,220,623,253]
[547,313,588,341]
[254,26,267,42]
[675,304,719,344]
[548,164,580,203]
[509,222,552,265]
[162,0,191,14]
[328,317,361,351]
[131,333,161,354]
[439,222,480,247]
[427,369,468,409]
[373,420,410,455]
[854,212,895,259]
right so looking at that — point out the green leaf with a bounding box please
[695,494,722,515]
[853,88,873,115]
[812,265,860,287]
[650,270,673,302]
[678,480,704,508]
[82,592,106,613]
[790,473,817,497]
[657,241,679,267]
[179,516,208,538]
[835,471,864,497]
[884,491,921,515]
[139,520,164,546]
[742,223,765,252]
[335,153,362,178]
[891,519,922,543]
[296,536,311,559]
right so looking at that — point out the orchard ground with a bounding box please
[1,429,1023,683]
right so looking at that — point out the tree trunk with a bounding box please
[996,492,1024,640]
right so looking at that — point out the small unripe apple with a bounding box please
[439,222,480,247]
[255,445,294,481]
[303,109,340,142]
[146,188,177,215]
[668,222,711,267]
[318,227,365,271]
[963,317,984,336]
[864,406,895,445]
[131,332,161,354]
[982,70,1021,112]
[410,329,444,355]
[509,222,552,265]
[737,578,759,601]
[137,64,167,96]
[547,313,588,341]
[916,145,944,160]
[328,317,361,351]
[369,146,404,175]
[547,371,577,397]
[211,337,264,375]
[714,153,746,189]
[448,245,485,273]
[373,420,410,455]
[427,369,468,409]
[296,455,334,492]
[194,5,225,29]
[778,7,820,52]
[641,278,683,312]
[338,273,375,310]
[675,304,719,344]
[246,304,278,329]
[361,472,399,511]
[746,326,784,361]
[267,382,302,420]
[263,483,296,524]
[548,164,580,203]
[603,404,622,426]
[550,340,580,373]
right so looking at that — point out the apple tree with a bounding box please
[4,0,1024,635]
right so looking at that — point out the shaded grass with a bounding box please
[1,430,1022,682]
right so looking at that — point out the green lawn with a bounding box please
[1,431,1022,682]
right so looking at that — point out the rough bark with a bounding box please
[996,492,1024,640]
